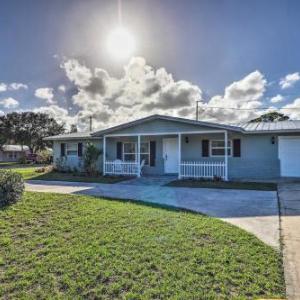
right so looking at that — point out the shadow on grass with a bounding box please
[29,171,133,184]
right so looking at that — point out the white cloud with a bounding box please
[280,98,300,119]
[9,82,28,90]
[58,85,66,92]
[197,70,267,123]
[280,72,300,89]
[270,94,284,103]
[0,83,7,92]
[33,105,76,130]
[60,59,92,87]
[35,87,55,104]
[0,97,19,109]
[0,82,28,92]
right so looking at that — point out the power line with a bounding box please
[198,106,300,111]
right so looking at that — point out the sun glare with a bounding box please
[106,27,136,60]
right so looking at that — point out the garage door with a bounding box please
[279,137,300,177]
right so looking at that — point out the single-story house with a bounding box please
[0,145,30,162]
[45,114,300,180]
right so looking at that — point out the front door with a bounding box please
[163,138,178,173]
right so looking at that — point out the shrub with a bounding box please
[18,155,28,164]
[0,170,24,207]
[36,149,52,164]
[84,142,101,175]
[54,157,68,172]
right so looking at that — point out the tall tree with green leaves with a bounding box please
[250,111,290,123]
[0,112,65,152]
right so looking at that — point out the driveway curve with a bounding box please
[25,180,280,249]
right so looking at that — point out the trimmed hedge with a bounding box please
[0,170,24,207]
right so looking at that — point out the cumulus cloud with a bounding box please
[61,59,92,87]
[280,98,300,119]
[29,58,272,130]
[58,85,66,92]
[197,70,267,123]
[0,83,7,92]
[59,57,204,130]
[280,72,300,89]
[0,97,19,109]
[35,87,55,104]
[33,105,76,129]
[270,94,284,103]
[9,83,28,90]
[0,82,28,92]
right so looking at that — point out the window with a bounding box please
[123,142,136,161]
[140,142,150,165]
[67,143,78,156]
[122,142,150,165]
[210,140,232,157]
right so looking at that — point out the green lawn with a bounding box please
[166,179,277,191]
[0,192,285,299]
[8,167,132,183]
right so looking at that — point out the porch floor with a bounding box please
[118,175,177,186]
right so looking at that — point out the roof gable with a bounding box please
[92,114,242,136]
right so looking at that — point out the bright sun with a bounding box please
[106,27,136,60]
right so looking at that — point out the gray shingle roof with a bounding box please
[1,145,29,152]
[237,120,300,132]
[92,114,243,136]
[44,132,95,141]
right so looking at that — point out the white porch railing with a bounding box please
[104,160,139,176]
[180,161,226,180]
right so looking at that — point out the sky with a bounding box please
[1,0,300,130]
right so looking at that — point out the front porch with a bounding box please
[103,130,229,180]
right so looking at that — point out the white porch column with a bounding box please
[224,130,228,181]
[137,135,141,177]
[103,135,106,176]
[178,133,181,179]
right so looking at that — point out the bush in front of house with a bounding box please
[84,142,101,175]
[0,170,24,207]
[36,149,52,164]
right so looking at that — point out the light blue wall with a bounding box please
[53,140,103,172]
[52,118,300,179]
[105,132,283,179]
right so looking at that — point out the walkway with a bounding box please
[25,179,280,249]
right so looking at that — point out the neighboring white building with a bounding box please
[0,145,30,162]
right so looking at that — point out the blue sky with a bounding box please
[1,0,300,129]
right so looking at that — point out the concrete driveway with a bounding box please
[278,183,300,300]
[26,179,280,249]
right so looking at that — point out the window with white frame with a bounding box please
[123,142,136,162]
[67,143,78,156]
[122,142,150,165]
[140,142,150,165]
[210,140,232,157]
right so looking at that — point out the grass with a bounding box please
[0,192,285,299]
[6,166,132,183]
[166,179,277,191]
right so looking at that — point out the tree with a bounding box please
[0,112,65,153]
[70,124,78,133]
[250,111,290,123]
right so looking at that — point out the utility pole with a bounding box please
[89,116,93,132]
[196,100,201,121]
